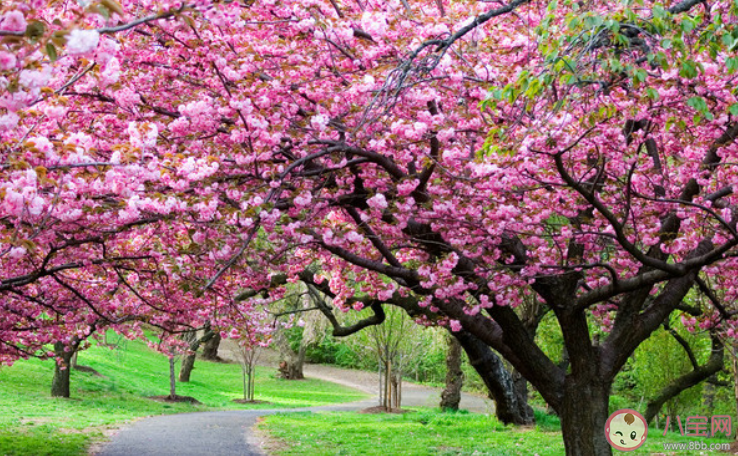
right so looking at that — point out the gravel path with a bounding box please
[95,346,493,456]
[95,401,377,456]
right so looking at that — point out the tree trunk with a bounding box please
[179,353,196,382]
[179,329,216,382]
[202,332,221,361]
[391,369,401,408]
[279,357,305,379]
[440,335,463,410]
[395,369,402,407]
[275,331,305,379]
[377,364,383,407]
[246,369,251,401]
[296,343,306,377]
[168,356,176,399]
[51,341,75,398]
[511,369,529,415]
[454,330,534,425]
[547,347,570,416]
[249,366,255,400]
[178,330,198,382]
[384,359,392,411]
[558,377,612,456]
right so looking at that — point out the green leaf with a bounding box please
[605,19,619,32]
[583,14,603,28]
[665,117,675,132]
[680,17,696,32]
[728,57,738,73]
[96,4,111,20]
[45,43,57,62]
[646,87,660,100]
[679,60,698,79]
[730,37,738,52]
[729,103,738,117]
[634,68,648,83]
[24,21,45,43]
[652,4,667,19]
[686,96,708,113]
[608,58,623,72]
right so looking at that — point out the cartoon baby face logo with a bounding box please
[605,409,648,451]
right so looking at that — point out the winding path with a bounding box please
[95,353,493,456]
[95,402,376,456]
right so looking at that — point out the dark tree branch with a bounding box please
[696,277,738,319]
[0,256,151,292]
[306,284,385,337]
[667,0,708,14]
[344,206,402,267]
[664,322,699,370]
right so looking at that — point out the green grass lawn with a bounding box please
[259,409,734,456]
[0,336,368,456]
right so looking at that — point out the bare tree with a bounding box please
[349,307,419,411]
[233,343,261,401]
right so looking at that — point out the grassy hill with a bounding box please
[0,335,368,456]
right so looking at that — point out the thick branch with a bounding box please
[453,329,535,424]
[308,285,386,337]
[97,6,186,34]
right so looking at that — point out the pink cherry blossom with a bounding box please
[66,29,100,55]
[449,320,462,332]
[0,52,16,71]
[0,10,26,32]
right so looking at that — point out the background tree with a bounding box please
[50,318,120,397]
[201,333,222,362]
[50,340,79,398]
[178,325,217,382]
[439,334,463,411]
[232,340,261,402]
[270,284,328,380]
[363,307,417,411]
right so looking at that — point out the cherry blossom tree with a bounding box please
[2,0,738,454]
[0,1,274,367]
